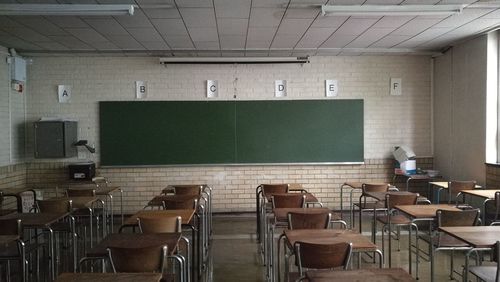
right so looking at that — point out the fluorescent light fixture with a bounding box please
[321,4,464,16]
[159,56,310,64]
[0,4,135,16]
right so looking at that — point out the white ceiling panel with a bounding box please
[127,28,165,42]
[14,17,67,36]
[218,19,248,35]
[165,35,194,49]
[284,8,320,19]
[35,41,69,50]
[48,16,89,28]
[481,8,500,19]
[276,18,313,35]
[0,35,43,50]
[311,15,348,28]
[179,8,216,27]
[89,41,118,49]
[188,27,218,42]
[295,27,336,48]
[433,9,494,28]
[395,27,451,48]
[372,16,412,28]
[48,35,94,49]
[85,18,128,35]
[252,0,288,8]
[247,27,276,42]
[249,8,285,27]
[246,40,272,49]
[152,19,188,36]
[271,34,301,48]
[8,27,52,42]
[321,34,357,48]
[65,28,109,43]
[333,17,379,36]
[371,35,411,47]
[115,10,153,28]
[142,8,181,19]
[391,18,444,36]
[141,40,169,50]
[220,35,246,49]
[106,35,144,49]
[176,0,213,8]
[0,17,19,28]
[194,41,220,50]
[345,27,395,48]
[214,0,251,19]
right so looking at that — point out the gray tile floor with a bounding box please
[211,213,476,282]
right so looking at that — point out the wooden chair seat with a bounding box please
[376,214,412,225]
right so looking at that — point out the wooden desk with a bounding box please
[306,268,415,282]
[0,187,37,212]
[439,226,500,282]
[365,191,417,201]
[0,235,20,245]
[284,229,382,262]
[393,172,441,193]
[273,207,331,222]
[264,192,318,203]
[148,194,200,208]
[1,212,70,280]
[428,182,482,204]
[56,272,162,282]
[121,209,196,228]
[460,189,500,223]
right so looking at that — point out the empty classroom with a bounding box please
[1,1,500,282]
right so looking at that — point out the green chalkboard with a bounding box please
[99,100,363,166]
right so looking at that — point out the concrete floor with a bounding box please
[210,213,477,282]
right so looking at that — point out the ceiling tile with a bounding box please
[142,8,181,19]
[372,16,413,28]
[246,41,271,48]
[0,17,20,28]
[14,16,67,36]
[194,41,220,50]
[433,9,493,28]
[65,28,108,43]
[176,0,213,8]
[35,41,69,50]
[284,8,320,19]
[48,35,94,49]
[48,16,89,28]
[106,34,144,49]
[152,19,189,36]
[252,0,287,8]
[391,18,443,36]
[141,41,169,50]
[276,18,313,35]
[179,8,216,27]
[247,27,276,42]
[8,27,52,42]
[85,18,128,35]
[188,27,218,42]
[311,15,348,28]
[220,35,246,49]
[165,35,194,49]
[127,28,165,42]
[271,34,301,48]
[334,17,379,35]
[218,18,248,35]
[89,41,119,50]
[249,8,285,27]
[215,0,251,18]
[115,9,153,28]
[345,27,395,48]
[133,0,174,5]
[0,35,43,50]
[296,27,335,48]
[395,27,451,48]
[320,34,357,48]
[371,35,411,47]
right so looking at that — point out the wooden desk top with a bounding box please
[56,272,162,282]
[284,229,378,252]
[86,233,181,257]
[395,204,460,219]
[0,235,20,245]
[264,192,318,203]
[342,182,363,189]
[273,207,330,222]
[460,189,500,199]
[0,187,35,196]
[364,191,417,201]
[122,209,195,226]
[306,268,415,282]
[429,182,482,189]
[50,197,99,209]
[439,226,500,248]
[0,212,69,228]
[150,194,200,202]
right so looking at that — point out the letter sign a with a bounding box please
[58,85,71,103]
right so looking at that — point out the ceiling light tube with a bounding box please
[0,4,135,16]
[159,56,310,64]
[321,4,464,16]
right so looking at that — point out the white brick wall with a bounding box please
[20,55,432,212]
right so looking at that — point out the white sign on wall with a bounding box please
[325,80,338,97]
[207,80,218,98]
[135,81,147,99]
[58,85,71,103]
[390,78,402,96]
[275,80,287,97]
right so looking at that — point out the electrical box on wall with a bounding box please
[34,120,78,158]
[11,57,26,82]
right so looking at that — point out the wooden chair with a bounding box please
[292,241,352,282]
[137,216,188,282]
[376,193,419,277]
[423,208,480,281]
[469,241,500,282]
[36,198,78,272]
[486,191,500,225]
[66,188,104,248]
[172,185,202,196]
[272,194,305,209]
[287,211,331,230]
[107,244,168,276]
[257,184,289,243]
[0,218,26,282]
[353,183,390,233]
[450,180,476,207]
[164,197,198,210]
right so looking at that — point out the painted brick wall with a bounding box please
[24,55,433,213]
